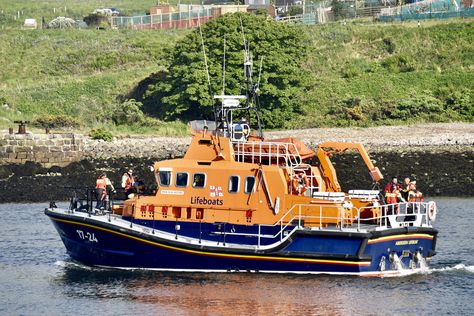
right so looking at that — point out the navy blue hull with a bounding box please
[46,210,437,275]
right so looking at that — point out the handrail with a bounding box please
[247,201,434,247]
[232,140,303,167]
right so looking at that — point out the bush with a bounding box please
[83,13,110,28]
[142,13,310,129]
[389,92,444,120]
[89,127,113,141]
[32,115,81,129]
[383,38,396,54]
[382,55,416,73]
[111,99,146,126]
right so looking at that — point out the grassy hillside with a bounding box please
[0,17,472,135]
[300,18,474,128]
[0,27,190,134]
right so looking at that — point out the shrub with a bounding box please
[382,55,416,73]
[389,93,444,120]
[142,13,310,129]
[112,99,146,126]
[32,115,81,129]
[89,127,113,141]
[83,13,110,28]
[383,38,396,54]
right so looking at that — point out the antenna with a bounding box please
[256,56,264,94]
[239,16,252,107]
[222,35,226,96]
[198,15,212,100]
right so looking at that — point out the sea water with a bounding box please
[0,197,473,315]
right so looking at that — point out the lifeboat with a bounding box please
[45,37,438,276]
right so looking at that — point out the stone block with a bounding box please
[17,152,27,159]
[23,140,35,146]
[17,146,33,152]
[33,145,48,152]
[35,152,45,159]
[6,146,14,153]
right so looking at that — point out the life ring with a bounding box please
[428,201,437,221]
[291,173,309,196]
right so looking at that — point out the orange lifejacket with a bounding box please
[123,173,135,191]
[408,190,423,202]
[384,182,400,204]
[96,177,107,189]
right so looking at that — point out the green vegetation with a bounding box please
[141,13,310,128]
[302,19,474,127]
[0,27,189,135]
[0,5,472,134]
[89,127,113,141]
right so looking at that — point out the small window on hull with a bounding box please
[193,173,206,188]
[176,172,188,187]
[229,176,239,193]
[159,171,171,186]
[245,176,255,194]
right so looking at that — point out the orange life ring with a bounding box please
[292,173,309,195]
[428,201,437,221]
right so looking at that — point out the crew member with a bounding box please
[408,181,423,202]
[407,181,423,215]
[96,173,115,210]
[121,169,135,198]
[400,177,411,201]
[384,176,401,214]
[292,170,309,196]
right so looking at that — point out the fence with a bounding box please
[111,8,213,30]
[287,0,474,25]
[378,5,474,21]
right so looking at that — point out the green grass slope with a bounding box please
[0,17,472,134]
[301,19,473,128]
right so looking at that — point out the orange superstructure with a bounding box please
[120,128,383,229]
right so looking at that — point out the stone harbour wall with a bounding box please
[0,133,85,167]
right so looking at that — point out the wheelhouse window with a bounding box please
[228,176,240,193]
[176,172,188,187]
[192,173,206,188]
[244,176,255,194]
[158,170,172,186]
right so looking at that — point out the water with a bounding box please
[1,197,473,315]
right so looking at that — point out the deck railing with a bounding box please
[231,201,435,248]
[233,141,303,167]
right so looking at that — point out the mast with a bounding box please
[213,27,263,141]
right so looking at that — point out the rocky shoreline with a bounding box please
[0,123,473,203]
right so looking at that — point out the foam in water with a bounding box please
[425,263,474,274]
[390,253,404,271]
